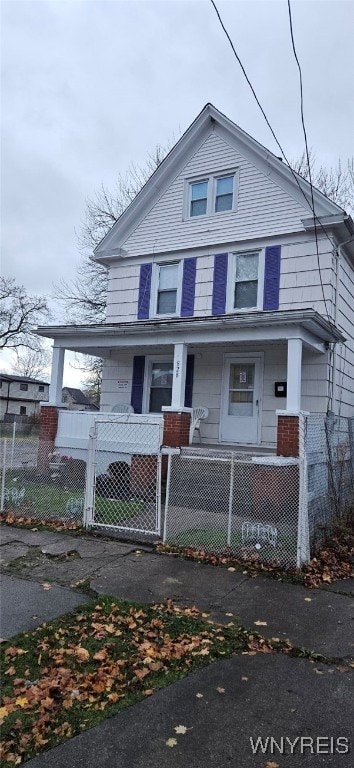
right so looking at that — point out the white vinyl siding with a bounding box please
[334,252,354,416]
[100,344,330,448]
[122,131,310,257]
[105,234,337,323]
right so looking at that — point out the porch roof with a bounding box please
[36,308,345,356]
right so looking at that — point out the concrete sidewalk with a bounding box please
[1,526,353,658]
[1,525,353,768]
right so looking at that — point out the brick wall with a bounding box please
[38,405,59,472]
[277,415,299,457]
[163,411,191,448]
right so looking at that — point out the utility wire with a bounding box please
[210,0,334,322]
[286,0,329,319]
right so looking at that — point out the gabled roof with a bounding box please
[94,103,350,263]
[62,387,93,406]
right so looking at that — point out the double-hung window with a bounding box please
[215,175,234,212]
[190,181,208,217]
[232,252,261,310]
[148,361,173,413]
[20,383,28,391]
[187,172,236,218]
[155,262,179,316]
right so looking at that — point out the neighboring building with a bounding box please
[37,104,354,451]
[62,387,98,411]
[0,373,49,420]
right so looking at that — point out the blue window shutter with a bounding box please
[212,253,228,315]
[137,263,152,320]
[181,257,197,317]
[184,355,194,407]
[131,356,145,414]
[263,246,281,310]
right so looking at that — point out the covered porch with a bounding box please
[36,309,344,458]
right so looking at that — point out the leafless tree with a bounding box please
[12,347,51,379]
[0,277,49,350]
[70,354,102,405]
[292,151,354,216]
[55,145,169,325]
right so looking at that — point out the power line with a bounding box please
[286,0,329,319]
[210,0,334,321]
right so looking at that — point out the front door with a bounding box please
[221,355,262,444]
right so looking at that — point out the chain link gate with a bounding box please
[84,414,164,537]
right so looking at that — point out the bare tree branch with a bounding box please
[11,347,51,379]
[0,277,49,350]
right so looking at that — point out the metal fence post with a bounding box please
[297,414,310,567]
[227,453,235,546]
[84,429,96,528]
[163,452,172,543]
[156,453,162,536]
[1,438,7,513]
[10,421,16,470]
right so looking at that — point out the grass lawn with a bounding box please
[173,527,297,559]
[0,597,258,766]
[4,473,142,525]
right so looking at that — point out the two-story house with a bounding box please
[0,374,49,421]
[37,104,354,454]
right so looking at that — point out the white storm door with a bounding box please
[221,355,262,444]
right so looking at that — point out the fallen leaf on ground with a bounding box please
[216,687,225,693]
[304,598,312,602]
[227,567,236,572]
[40,583,52,591]
[174,725,188,734]
[314,668,324,675]
[166,738,177,747]
[254,620,267,626]
[196,692,203,698]
[241,676,248,681]
[265,762,280,768]
[225,612,233,616]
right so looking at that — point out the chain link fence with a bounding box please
[164,449,300,567]
[305,414,354,550]
[0,437,86,525]
[86,417,163,536]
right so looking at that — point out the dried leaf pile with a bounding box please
[1,597,257,765]
[157,523,354,588]
[0,512,82,533]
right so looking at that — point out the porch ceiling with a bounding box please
[36,308,345,356]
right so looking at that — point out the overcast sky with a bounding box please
[1,0,353,385]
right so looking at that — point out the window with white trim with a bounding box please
[227,251,263,311]
[145,359,173,413]
[151,262,181,317]
[187,172,237,218]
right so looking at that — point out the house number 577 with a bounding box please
[175,361,180,378]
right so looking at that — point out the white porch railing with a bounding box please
[56,410,107,451]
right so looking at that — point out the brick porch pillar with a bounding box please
[162,409,191,448]
[276,413,300,457]
[38,404,59,473]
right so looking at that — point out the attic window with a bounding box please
[190,181,208,217]
[187,172,237,218]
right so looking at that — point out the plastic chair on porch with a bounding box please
[189,407,209,444]
[111,404,134,413]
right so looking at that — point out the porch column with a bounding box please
[286,338,302,413]
[162,343,191,450]
[48,346,65,406]
[276,338,303,457]
[171,342,188,408]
